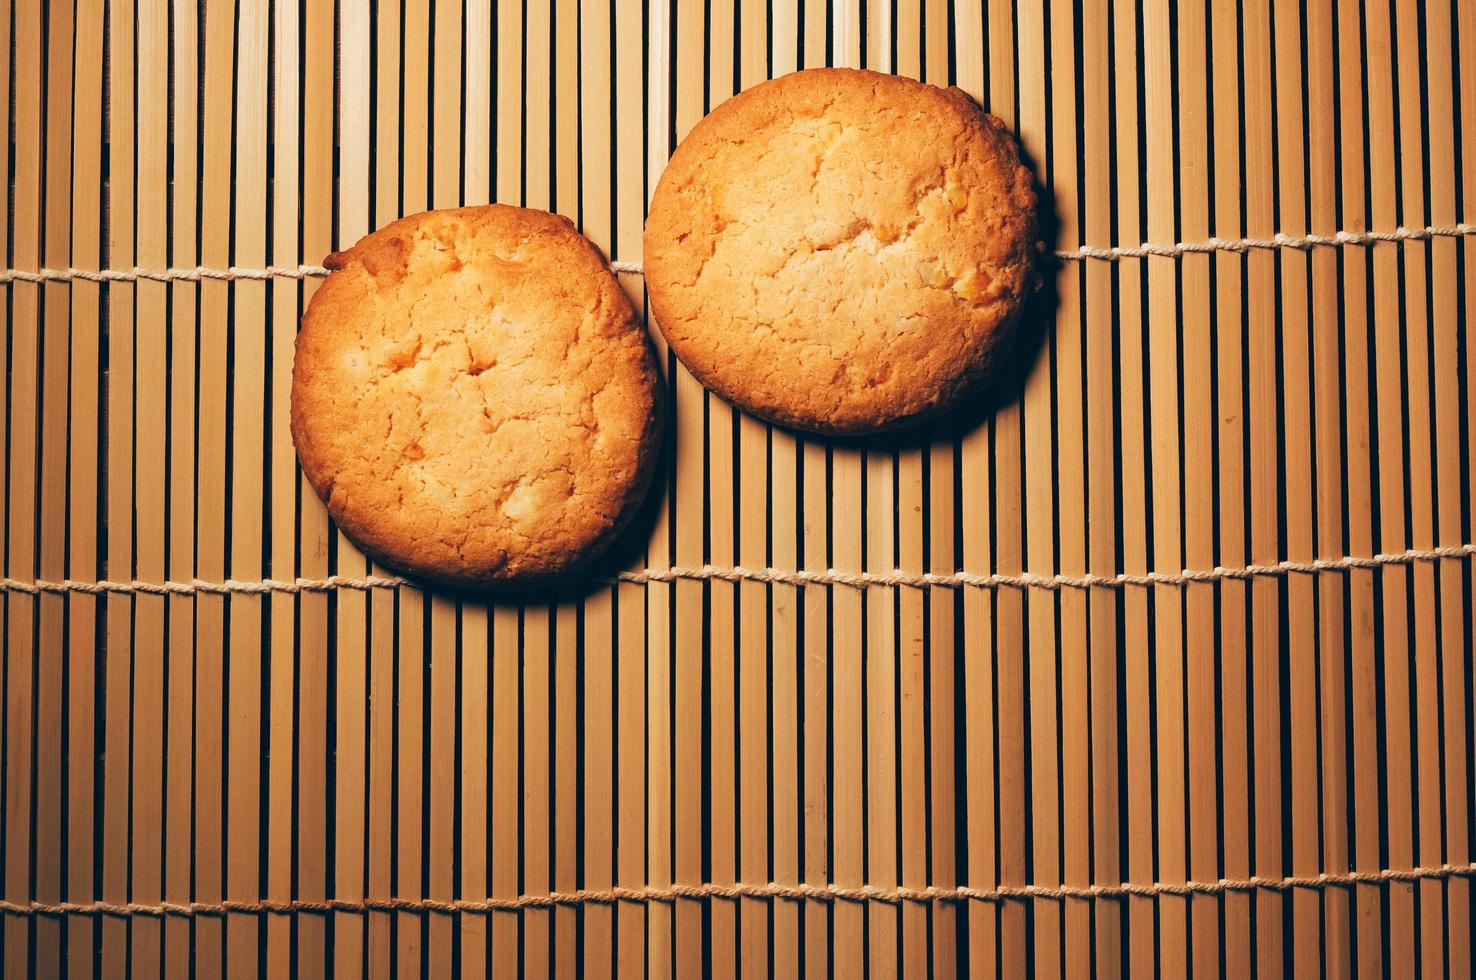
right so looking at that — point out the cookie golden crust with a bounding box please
[643,68,1038,434]
[291,205,662,589]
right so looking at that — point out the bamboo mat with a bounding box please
[3,0,1476,977]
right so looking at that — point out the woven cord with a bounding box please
[1,223,1471,286]
[3,542,1472,599]
[3,862,1471,919]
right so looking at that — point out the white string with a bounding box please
[1,223,1470,285]
[4,542,1471,599]
[1059,222,1476,260]
[2,860,1472,919]
[0,263,331,284]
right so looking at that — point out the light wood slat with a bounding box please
[100,0,137,972]
[983,4,1022,974]
[397,3,431,975]
[3,21,38,979]
[831,432,867,980]
[800,445,831,980]
[1334,3,1382,974]
[426,5,462,978]
[864,436,901,979]
[581,571,617,977]
[368,3,403,974]
[265,0,299,946]
[1044,4,1089,978]
[1108,3,1154,976]
[1211,0,1252,972]
[827,0,867,971]
[1457,0,1476,969]
[487,9,523,976]
[194,2,235,972]
[736,0,773,965]
[67,2,105,973]
[1016,6,1064,977]
[888,0,932,974]
[549,0,581,945]
[960,425,998,980]
[703,3,739,975]
[889,1,929,974]
[955,4,995,976]
[861,14,900,980]
[1176,4,1218,976]
[490,608,520,977]
[922,6,958,977]
[521,5,559,977]
[293,3,335,976]
[924,449,961,972]
[488,608,518,978]
[793,8,831,973]
[1389,5,1446,977]
[0,5,10,962]
[669,0,708,974]
[1242,4,1285,975]
[460,597,489,980]
[0,34,9,965]
[426,472,461,949]
[335,3,373,978]
[619,1,667,980]
[616,570,647,980]
[227,5,270,976]
[864,17,902,980]
[1079,1,1119,976]
[1305,2,1350,972]
[1272,1,1322,970]
[761,9,802,977]
[521,604,549,980]
[396,553,427,980]
[637,0,676,976]
[1146,4,1188,979]
[33,2,73,976]
[581,242,617,980]
[554,592,578,980]
[576,0,615,974]
[1427,4,1472,975]
[131,3,169,978]
[165,0,200,973]
[1363,2,1415,975]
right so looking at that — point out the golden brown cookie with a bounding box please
[644,68,1038,434]
[291,205,662,589]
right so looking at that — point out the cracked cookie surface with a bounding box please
[644,68,1038,434]
[292,205,662,588]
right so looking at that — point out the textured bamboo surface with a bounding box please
[2,1,1475,977]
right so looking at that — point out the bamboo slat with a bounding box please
[335,3,373,978]
[1365,4,1417,975]
[102,4,137,975]
[68,2,105,975]
[1337,4,1384,975]
[1429,5,1472,976]
[35,3,73,978]
[1307,1,1350,973]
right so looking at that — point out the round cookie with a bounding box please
[292,205,662,589]
[644,68,1038,434]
